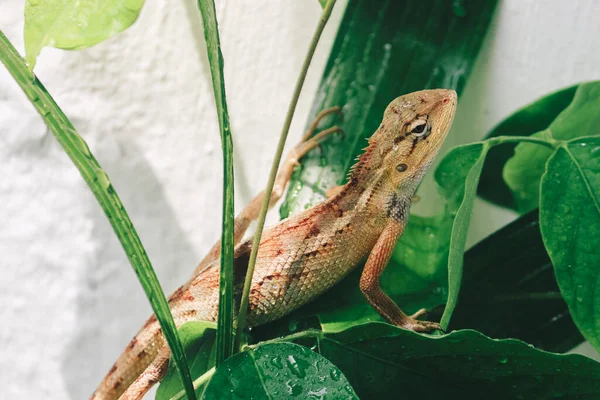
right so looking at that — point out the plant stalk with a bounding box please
[488,135,558,149]
[234,0,338,351]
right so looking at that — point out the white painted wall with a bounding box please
[0,1,598,398]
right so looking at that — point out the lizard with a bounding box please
[91,88,457,400]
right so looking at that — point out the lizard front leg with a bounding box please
[359,221,440,333]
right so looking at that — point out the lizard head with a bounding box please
[351,89,457,192]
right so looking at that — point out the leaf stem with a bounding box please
[234,0,338,351]
[169,367,216,400]
[0,30,196,399]
[195,0,236,366]
[487,135,558,149]
[244,329,325,350]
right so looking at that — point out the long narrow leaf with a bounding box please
[0,30,195,399]
[195,0,235,365]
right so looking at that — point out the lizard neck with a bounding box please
[332,168,414,226]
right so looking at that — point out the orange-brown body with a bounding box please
[92,89,457,399]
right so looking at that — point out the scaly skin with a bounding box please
[92,89,457,399]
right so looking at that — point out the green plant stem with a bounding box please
[244,329,324,350]
[488,135,558,149]
[170,367,216,400]
[0,30,196,400]
[195,0,235,366]
[234,0,338,352]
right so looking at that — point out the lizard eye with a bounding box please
[409,120,428,137]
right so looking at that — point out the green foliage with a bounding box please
[541,137,600,352]
[157,322,217,399]
[24,0,145,69]
[281,0,497,218]
[478,85,576,209]
[0,30,195,400]
[195,0,236,365]
[279,0,497,332]
[318,323,600,399]
[480,82,600,212]
[435,142,490,328]
[202,342,358,399]
[474,81,600,353]
[7,0,600,397]
[448,210,583,352]
[503,83,600,212]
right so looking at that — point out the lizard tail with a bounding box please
[90,315,165,400]
[90,262,222,399]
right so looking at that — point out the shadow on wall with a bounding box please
[61,131,198,399]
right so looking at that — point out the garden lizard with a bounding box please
[91,89,457,400]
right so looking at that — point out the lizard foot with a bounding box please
[399,308,441,333]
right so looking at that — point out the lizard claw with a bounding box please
[400,308,441,333]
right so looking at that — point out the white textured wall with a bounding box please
[0,1,599,399]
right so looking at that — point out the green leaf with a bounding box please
[0,30,195,399]
[435,142,489,329]
[157,322,217,400]
[201,343,358,399]
[540,137,600,353]
[502,82,600,213]
[24,0,145,69]
[281,0,498,218]
[276,0,496,332]
[478,85,577,209]
[196,0,236,365]
[318,322,600,399]
[449,210,583,353]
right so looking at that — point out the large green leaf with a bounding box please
[318,323,600,399]
[24,0,145,69]
[281,0,497,217]
[157,322,217,400]
[540,137,600,353]
[434,142,490,329]
[201,343,358,399]
[478,85,577,209]
[502,82,600,213]
[448,210,583,353]
[277,0,497,331]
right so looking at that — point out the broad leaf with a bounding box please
[449,210,582,353]
[478,85,577,209]
[318,323,600,399]
[435,142,490,329]
[201,343,358,399]
[157,322,217,400]
[281,0,497,217]
[540,137,600,353]
[502,82,600,212]
[24,0,145,69]
[277,0,497,332]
